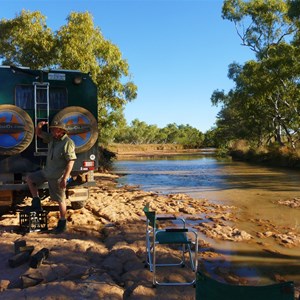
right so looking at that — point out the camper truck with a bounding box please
[0,66,99,210]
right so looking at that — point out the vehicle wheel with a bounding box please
[51,106,98,153]
[0,104,34,155]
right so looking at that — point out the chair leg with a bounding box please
[181,244,186,267]
[153,242,157,286]
[187,244,195,271]
[145,238,154,271]
[150,243,198,286]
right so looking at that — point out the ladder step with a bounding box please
[36,86,48,88]
[34,152,48,156]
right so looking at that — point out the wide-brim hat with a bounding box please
[49,120,68,132]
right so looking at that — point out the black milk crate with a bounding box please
[19,210,48,232]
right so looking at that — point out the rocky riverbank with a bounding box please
[0,172,299,299]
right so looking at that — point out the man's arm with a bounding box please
[36,121,48,138]
[60,160,75,189]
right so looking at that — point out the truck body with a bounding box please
[0,66,99,208]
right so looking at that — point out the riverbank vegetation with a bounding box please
[210,1,300,155]
[227,139,300,168]
[113,119,205,148]
[205,0,300,168]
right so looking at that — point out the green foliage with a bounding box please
[202,128,218,147]
[229,140,300,167]
[0,10,56,68]
[114,119,205,148]
[212,0,300,150]
[175,124,204,148]
[288,0,300,22]
[0,10,138,144]
[222,0,295,59]
[288,0,300,46]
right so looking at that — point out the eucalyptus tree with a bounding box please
[175,124,204,148]
[222,0,296,60]
[288,0,300,47]
[0,10,56,68]
[160,123,180,144]
[57,12,137,133]
[203,128,218,148]
[113,121,204,148]
[288,0,300,27]
[212,0,300,148]
[0,10,137,143]
[122,119,159,144]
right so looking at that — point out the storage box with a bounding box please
[67,188,89,209]
[19,210,48,232]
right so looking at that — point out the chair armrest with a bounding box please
[165,228,188,232]
[156,215,186,227]
[156,216,177,221]
[165,227,198,237]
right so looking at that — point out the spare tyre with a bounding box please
[0,104,34,155]
[51,106,98,153]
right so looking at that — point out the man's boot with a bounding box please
[31,197,42,210]
[53,219,67,234]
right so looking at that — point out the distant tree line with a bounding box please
[113,119,207,148]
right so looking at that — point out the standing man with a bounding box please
[26,120,77,233]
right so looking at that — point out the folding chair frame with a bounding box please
[144,204,198,287]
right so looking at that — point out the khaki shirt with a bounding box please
[41,132,77,179]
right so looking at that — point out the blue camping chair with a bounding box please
[144,203,198,286]
[196,271,295,300]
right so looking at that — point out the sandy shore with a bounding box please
[0,172,299,299]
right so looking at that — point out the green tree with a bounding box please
[203,128,218,148]
[155,128,169,144]
[288,0,300,45]
[120,119,159,144]
[175,124,204,148]
[161,123,180,144]
[0,10,137,144]
[212,0,300,149]
[100,107,129,145]
[0,10,56,68]
[113,120,204,148]
[222,0,296,60]
[288,0,300,24]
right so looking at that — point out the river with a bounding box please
[113,153,300,286]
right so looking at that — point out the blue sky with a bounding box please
[2,0,254,132]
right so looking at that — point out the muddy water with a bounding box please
[114,155,300,285]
